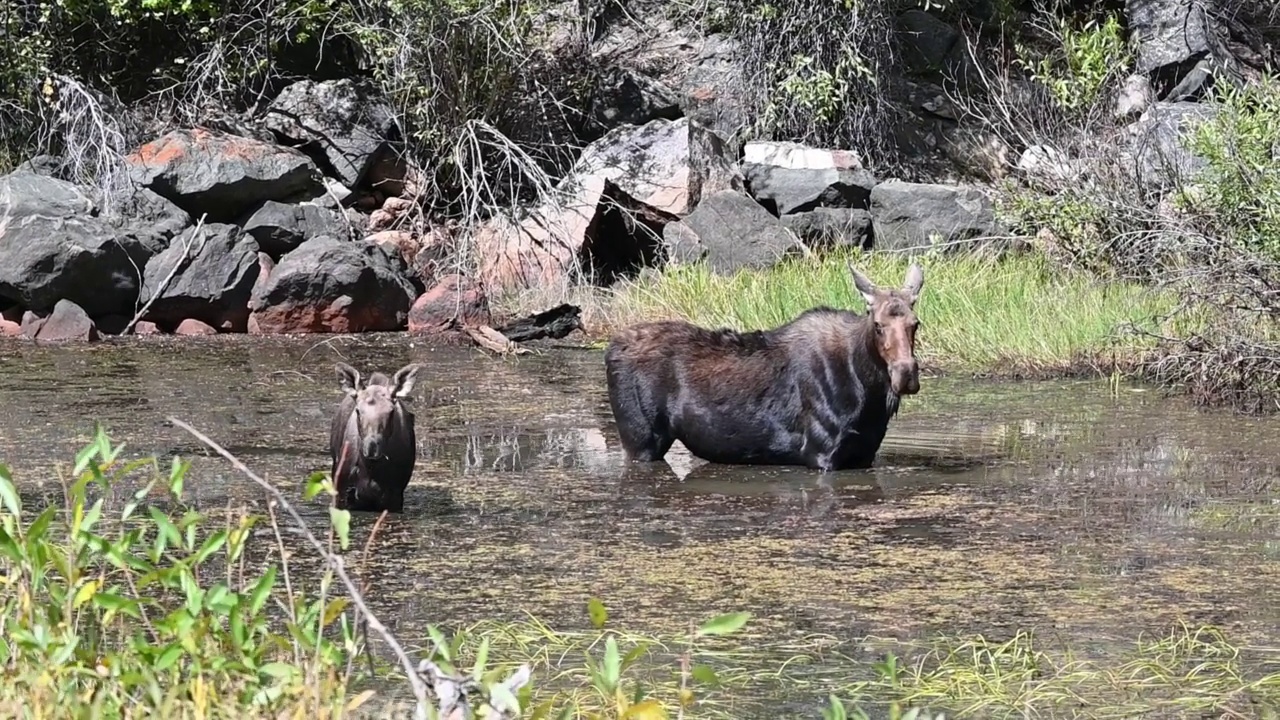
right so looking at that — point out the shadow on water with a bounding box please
[2,333,1280,712]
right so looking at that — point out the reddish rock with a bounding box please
[1,306,23,336]
[133,321,162,336]
[366,231,418,265]
[408,275,490,335]
[175,318,218,336]
[30,300,99,342]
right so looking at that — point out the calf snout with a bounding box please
[890,360,921,396]
[362,436,384,459]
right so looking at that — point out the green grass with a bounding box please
[603,251,1176,377]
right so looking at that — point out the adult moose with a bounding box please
[604,262,925,472]
[329,362,422,512]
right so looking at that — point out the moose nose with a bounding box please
[363,437,383,458]
[893,361,921,396]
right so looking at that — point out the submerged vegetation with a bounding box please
[1,427,1277,718]
[604,251,1175,378]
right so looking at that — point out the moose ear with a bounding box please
[335,363,360,396]
[902,263,925,305]
[848,262,879,309]
[392,363,422,399]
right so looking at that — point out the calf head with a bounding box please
[850,262,925,396]
[336,362,422,460]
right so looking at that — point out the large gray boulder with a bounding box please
[1125,0,1240,101]
[1123,101,1218,194]
[138,223,262,332]
[782,208,873,250]
[869,181,1001,251]
[127,128,323,222]
[247,236,417,334]
[0,172,154,315]
[663,190,800,273]
[241,198,352,258]
[265,78,400,190]
[742,141,876,215]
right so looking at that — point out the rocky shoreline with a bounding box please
[0,0,1258,345]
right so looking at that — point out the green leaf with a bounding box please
[259,662,300,681]
[473,636,490,682]
[602,635,621,691]
[0,467,22,520]
[249,566,277,616]
[587,596,608,629]
[696,611,750,637]
[690,664,720,686]
[328,507,351,551]
[304,471,330,500]
[192,530,228,565]
[155,643,184,671]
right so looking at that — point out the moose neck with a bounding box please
[855,311,901,418]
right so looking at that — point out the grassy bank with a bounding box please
[596,251,1175,378]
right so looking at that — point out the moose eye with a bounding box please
[874,322,884,335]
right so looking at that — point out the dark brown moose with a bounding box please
[329,362,422,512]
[604,263,925,472]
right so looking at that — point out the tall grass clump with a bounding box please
[606,250,1174,376]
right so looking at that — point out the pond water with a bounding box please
[1,334,1278,716]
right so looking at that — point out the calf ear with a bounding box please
[335,363,361,396]
[392,363,422,399]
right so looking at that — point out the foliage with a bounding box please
[0,423,360,716]
[1017,13,1130,113]
[1185,74,1280,260]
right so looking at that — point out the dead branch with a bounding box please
[122,214,209,335]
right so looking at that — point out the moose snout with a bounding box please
[362,436,384,459]
[891,360,921,396]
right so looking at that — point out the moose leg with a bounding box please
[607,377,674,462]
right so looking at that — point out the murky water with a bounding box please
[2,334,1278,715]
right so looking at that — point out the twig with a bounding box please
[166,416,431,718]
[122,213,209,335]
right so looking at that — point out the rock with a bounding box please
[781,208,873,249]
[896,10,975,87]
[110,187,193,255]
[679,34,749,151]
[31,300,98,342]
[1124,101,1218,194]
[1017,145,1076,184]
[662,190,800,274]
[175,318,218,336]
[20,310,44,339]
[1114,74,1156,119]
[241,199,351,257]
[575,117,694,217]
[941,128,1010,182]
[127,128,322,223]
[588,67,683,132]
[0,308,19,337]
[133,321,162,336]
[476,173,605,293]
[265,78,400,189]
[247,236,417,334]
[688,120,745,207]
[138,223,262,332]
[408,274,490,335]
[1126,0,1239,101]
[366,230,420,266]
[869,181,1002,251]
[0,172,153,315]
[741,141,874,214]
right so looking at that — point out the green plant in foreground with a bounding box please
[0,423,360,717]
